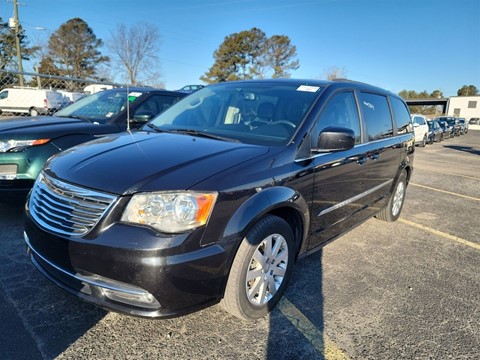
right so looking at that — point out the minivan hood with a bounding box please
[0,116,103,138]
[45,131,270,194]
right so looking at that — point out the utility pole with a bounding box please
[13,0,24,86]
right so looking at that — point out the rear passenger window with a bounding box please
[391,97,413,134]
[360,93,393,141]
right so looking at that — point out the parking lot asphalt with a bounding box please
[0,131,479,359]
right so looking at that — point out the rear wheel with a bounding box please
[29,108,39,116]
[375,170,407,222]
[221,215,295,320]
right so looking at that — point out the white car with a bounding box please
[0,87,68,116]
[411,114,429,147]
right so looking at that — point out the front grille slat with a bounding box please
[37,183,110,212]
[29,172,117,237]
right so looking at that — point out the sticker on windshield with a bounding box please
[128,92,143,102]
[297,85,320,92]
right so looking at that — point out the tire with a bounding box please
[29,108,39,116]
[221,215,295,320]
[375,170,407,222]
[420,135,427,147]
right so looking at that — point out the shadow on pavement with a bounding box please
[267,250,325,359]
[443,144,480,156]
[0,196,107,359]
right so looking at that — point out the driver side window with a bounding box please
[315,92,361,144]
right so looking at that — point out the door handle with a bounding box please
[356,156,367,165]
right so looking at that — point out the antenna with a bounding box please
[126,84,130,132]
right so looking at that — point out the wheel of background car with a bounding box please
[29,108,39,116]
[420,135,427,147]
[275,120,297,129]
[221,215,295,320]
[375,170,407,222]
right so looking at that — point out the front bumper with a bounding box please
[24,213,229,318]
[0,143,60,191]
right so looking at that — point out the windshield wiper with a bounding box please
[145,123,174,133]
[170,129,241,143]
[57,114,92,123]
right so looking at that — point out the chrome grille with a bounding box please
[29,172,117,237]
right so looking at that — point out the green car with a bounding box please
[0,87,185,195]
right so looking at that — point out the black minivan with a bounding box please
[24,79,414,320]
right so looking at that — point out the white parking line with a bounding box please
[278,298,349,359]
[410,183,480,202]
[399,218,480,250]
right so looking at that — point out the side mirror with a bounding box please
[132,112,154,123]
[128,112,155,129]
[314,126,355,153]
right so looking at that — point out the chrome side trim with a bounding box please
[317,179,393,217]
[24,231,146,296]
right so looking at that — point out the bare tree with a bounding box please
[107,22,162,86]
[322,66,347,80]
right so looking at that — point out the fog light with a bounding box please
[102,288,160,309]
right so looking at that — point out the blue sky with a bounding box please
[2,0,479,96]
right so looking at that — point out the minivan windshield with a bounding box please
[146,82,323,146]
[55,89,145,123]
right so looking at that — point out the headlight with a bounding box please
[121,191,217,233]
[0,139,50,153]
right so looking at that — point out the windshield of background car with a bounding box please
[146,82,323,146]
[54,90,145,123]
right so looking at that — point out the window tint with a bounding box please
[316,91,361,143]
[360,92,393,141]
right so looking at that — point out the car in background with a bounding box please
[436,116,461,137]
[436,119,452,139]
[0,87,186,194]
[0,88,69,116]
[84,84,115,95]
[24,78,415,321]
[58,90,85,104]
[411,114,429,147]
[177,84,205,94]
[458,118,468,134]
[469,117,480,125]
[427,120,443,143]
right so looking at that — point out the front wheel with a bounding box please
[375,170,407,222]
[29,108,39,116]
[221,215,295,320]
[420,135,427,147]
